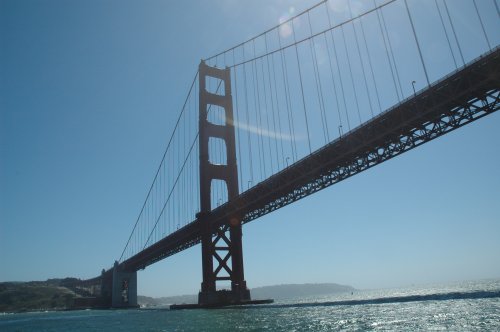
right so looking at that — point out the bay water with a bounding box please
[1,279,499,331]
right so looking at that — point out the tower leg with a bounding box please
[197,61,251,305]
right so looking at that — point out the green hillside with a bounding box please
[0,279,80,312]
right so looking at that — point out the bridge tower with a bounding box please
[197,61,251,305]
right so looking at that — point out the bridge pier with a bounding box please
[110,261,138,308]
[198,287,251,306]
[197,214,251,305]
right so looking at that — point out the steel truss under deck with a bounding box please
[241,88,499,222]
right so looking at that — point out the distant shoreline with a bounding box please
[6,278,499,313]
[0,280,354,313]
[138,283,355,307]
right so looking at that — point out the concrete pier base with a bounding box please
[111,262,138,308]
[171,298,273,310]
[198,288,251,306]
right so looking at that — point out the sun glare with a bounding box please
[278,6,296,38]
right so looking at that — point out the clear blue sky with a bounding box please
[1,0,499,298]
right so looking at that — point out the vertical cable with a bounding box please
[270,51,286,169]
[348,1,374,118]
[259,55,275,175]
[473,0,491,50]
[325,3,350,132]
[188,92,193,221]
[184,91,188,216]
[176,123,179,227]
[443,0,465,66]
[380,4,404,99]
[265,35,283,171]
[323,32,343,135]
[232,50,244,193]
[292,19,313,154]
[373,0,401,103]
[404,0,430,86]
[434,0,458,69]
[359,16,382,114]
[252,41,266,180]
[160,161,163,237]
[197,97,200,211]
[154,178,157,242]
[341,24,363,125]
[242,48,255,186]
[307,11,330,143]
[278,30,298,161]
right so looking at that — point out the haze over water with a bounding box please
[1,279,499,331]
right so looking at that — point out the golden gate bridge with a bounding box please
[72,0,499,308]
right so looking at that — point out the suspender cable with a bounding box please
[374,0,401,103]
[341,24,363,125]
[265,35,284,170]
[307,11,330,143]
[323,32,343,135]
[325,3,351,132]
[380,4,404,100]
[242,49,255,187]
[270,51,286,168]
[434,0,458,69]
[443,0,465,66]
[119,71,198,262]
[259,56,275,174]
[144,78,225,247]
[232,50,244,193]
[143,132,199,249]
[473,0,491,50]
[252,41,266,180]
[404,0,430,86]
[348,0,374,119]
[176,117,180,227]
[359,16,382,114]
[292,19,313,154]
[278,30,298,161]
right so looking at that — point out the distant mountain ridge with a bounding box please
[138,283,355,306]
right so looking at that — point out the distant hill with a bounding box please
[138,283,355,307]
[1,279,355,311]
[0,279,82,312]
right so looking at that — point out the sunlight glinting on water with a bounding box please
[2,280,499,331]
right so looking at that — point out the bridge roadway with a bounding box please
[108,46,500,275]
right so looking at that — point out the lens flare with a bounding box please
[328,0,365,19]
[278,6,296,39]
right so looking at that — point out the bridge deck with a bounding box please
[118,47,500,272]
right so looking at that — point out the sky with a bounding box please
[1,0,499,298]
